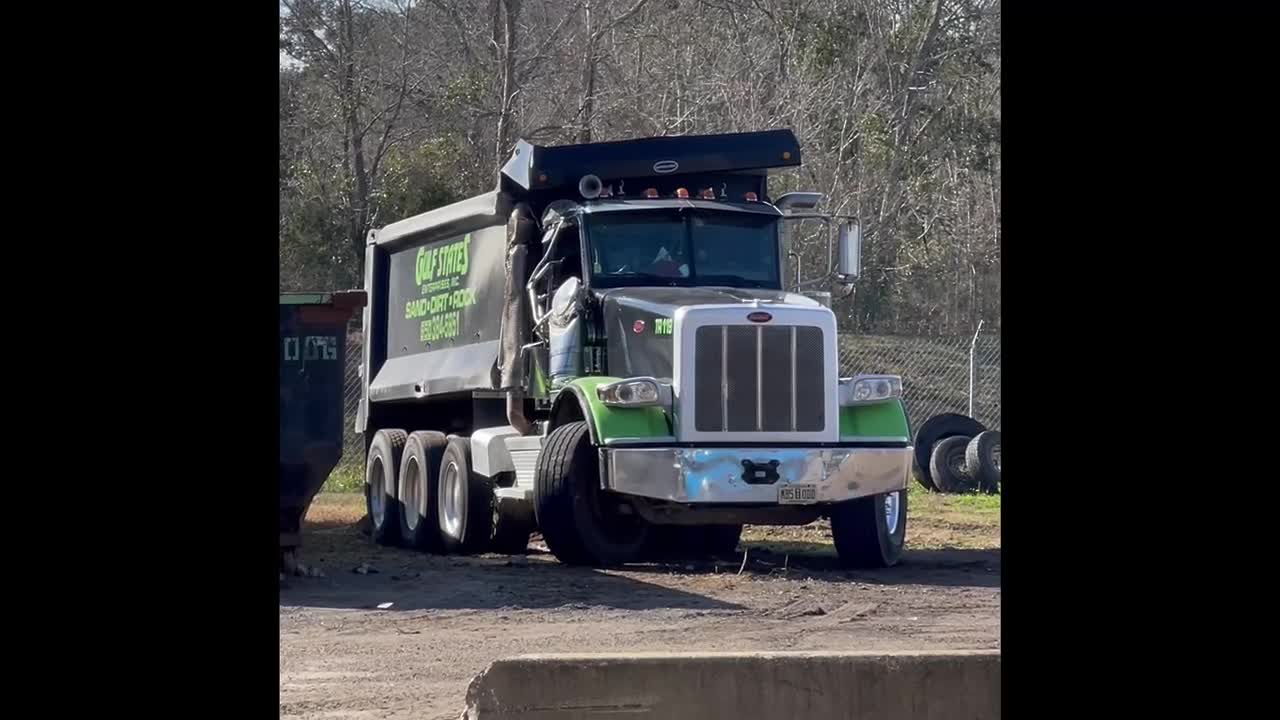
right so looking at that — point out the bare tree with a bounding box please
[281,0,430,267]
[280,0,1001,335]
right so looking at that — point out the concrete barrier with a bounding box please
[461,650,1000,719]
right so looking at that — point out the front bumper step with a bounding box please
[601,446,912,504]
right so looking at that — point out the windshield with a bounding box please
[586,210,780,289]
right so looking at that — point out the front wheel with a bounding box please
[534,421,649,567]
[830,490,907,568]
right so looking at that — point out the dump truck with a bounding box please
[356,129,913,567]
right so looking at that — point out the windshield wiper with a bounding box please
[601,271,686,285]
[696,274,771,288]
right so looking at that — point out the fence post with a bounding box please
[968,320,984,418]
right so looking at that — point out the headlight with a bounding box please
[839,374,903,406]
[596,377,671,407]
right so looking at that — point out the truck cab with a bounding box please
[357,130,912,568]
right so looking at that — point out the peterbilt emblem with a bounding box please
[653,160,679,174]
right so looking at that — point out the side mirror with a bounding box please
[774,192,823,214]
[837,222,861,282]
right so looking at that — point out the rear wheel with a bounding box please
[365,429,407,546]
[490,496,535,554]
[534,421,649,566]
[398,431,448,551]
[831,490,907,568]
[437,437,495,554]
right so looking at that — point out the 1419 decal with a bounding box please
[283,336,338,361]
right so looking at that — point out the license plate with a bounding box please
[778,484,818,504]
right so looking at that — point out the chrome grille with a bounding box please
[693,324,825,432]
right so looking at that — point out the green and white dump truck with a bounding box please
[357,129,912,567]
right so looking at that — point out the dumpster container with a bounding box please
[280,290,366,566]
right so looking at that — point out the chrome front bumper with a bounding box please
[601,446,912,504]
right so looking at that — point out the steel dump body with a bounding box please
[361,199,511,407]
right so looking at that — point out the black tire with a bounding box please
[534,421,649,566]
[365,429,407,546]
[831,490,907,568]
[913,413,987,490]
[490,497,535,554]
[966,431,1001,493]
[930,435,977,493]
[397,431,448,551]
[645,524,743,560]
[641,526,684,561]
[698,525,743,556]
[436,437,495,554]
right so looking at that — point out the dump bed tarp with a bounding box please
[500,129,801,195]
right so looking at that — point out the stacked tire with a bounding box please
[965,430,1001,493]
[913,414,1000,494]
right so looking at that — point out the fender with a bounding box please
[839,398,911,442]
[549,376,671,446]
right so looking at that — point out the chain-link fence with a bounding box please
[335,329,365,483]
[334,325,1001,480]
[837,329,1001,433]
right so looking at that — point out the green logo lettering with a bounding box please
[411,233,477,346]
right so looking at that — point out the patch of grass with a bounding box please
[741,483,1000,552]
[321,463,365,494]
[909,482,1001,512]
[305,492,366,529]
[934,490,1001,511]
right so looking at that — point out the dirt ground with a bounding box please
[280,492,1001,720]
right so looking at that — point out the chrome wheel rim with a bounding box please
[884,491,900,535]
[441,461,463,540]
[369,457,385,528]
[402,456,421,531]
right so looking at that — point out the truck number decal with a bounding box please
[283,336,338,362]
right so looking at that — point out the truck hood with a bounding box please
[596,286,822,379]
